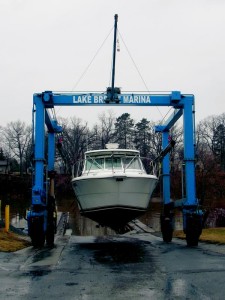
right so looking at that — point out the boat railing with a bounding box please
[72,159,85,178]
[149,161,159,176]
[151,161,161,177]
[140,156,160,177]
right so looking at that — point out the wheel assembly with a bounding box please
[161,213,174,243]
[29,215,45,248]
[46,196,57,247]
[185,213,202,247]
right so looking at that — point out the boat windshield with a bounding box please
[105,157,122,169]
[85,157,104,170]
[122,157,141,169]
[85,155,143,172]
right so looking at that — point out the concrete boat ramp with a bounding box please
[0,216,225,299]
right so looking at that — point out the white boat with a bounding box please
[71,144,158,231]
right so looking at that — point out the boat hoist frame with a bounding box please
[28,90,203,247]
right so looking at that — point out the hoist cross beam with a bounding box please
[35,90,192,108]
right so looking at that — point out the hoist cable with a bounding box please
[118,30,164,120]
[56,27,113,117]
[71,26,114,91]
[159,107,173,125]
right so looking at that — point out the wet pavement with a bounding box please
[1,196,225,299]
[0,219,225,299]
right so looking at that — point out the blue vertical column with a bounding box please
[162,130,171,205]
[32,95,45,205]
[183,97,197,206]
[47,131,56,202]
[48,132,55,172]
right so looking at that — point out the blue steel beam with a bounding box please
[162,131,171,205]
[32,96,46,205]
[46,114,62,172]
[32,97,62,205]
[183,98,197,206]
[155,108,183,132]
[37,91,194,108]
[45,110,62,172]
[153,95,196,208]
[155,108,182,207]
[45,110,62,133]
[48,133,55,172]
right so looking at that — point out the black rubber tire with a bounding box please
[186,234,199,247]
[186,214,202,247]
[46,196,56,247]
[32,233,45,248]
[161,216,173,243]
[30,218,45,248]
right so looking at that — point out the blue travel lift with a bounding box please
[27,90,203,247]
[27,14,202,247]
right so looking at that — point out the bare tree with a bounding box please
[89,110,116,150]
[212,124,225,171]
[88,124,102,150]
[195,113,225,204]
[3,121,32,175]
[56,117,90,174]
[97,110,116,148]
[197,113,225,154]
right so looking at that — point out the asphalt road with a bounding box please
[0,228,225,299]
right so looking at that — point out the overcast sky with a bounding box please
[0,0,224,128]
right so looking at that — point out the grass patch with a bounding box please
[174,227,225,244]
[0,228,31,252]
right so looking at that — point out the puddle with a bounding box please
[65,282,79,286]
[23,269,51,278]
[79,238,147,264]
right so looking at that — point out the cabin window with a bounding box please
[85,154,142,172]
[122,157,141,170]
[86,157,104,170]
[105,157,122,169]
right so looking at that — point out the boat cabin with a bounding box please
[83,149,146,175]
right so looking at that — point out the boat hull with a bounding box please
[71,174,158,230]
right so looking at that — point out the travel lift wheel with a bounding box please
[29,196,57,248]
[184,213,202,247]
[160,202,174,243]
[46,195,57,247]
[161,213,174,243]
[29,215,45,248]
